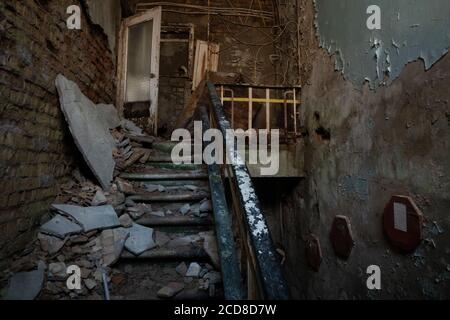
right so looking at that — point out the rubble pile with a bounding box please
[111,127,153,174]
[0,74,222,300]
[1,169,221,300]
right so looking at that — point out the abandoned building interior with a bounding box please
[0,0,449,300]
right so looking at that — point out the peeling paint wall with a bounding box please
[314,0,450,88]
[269,0,450,299]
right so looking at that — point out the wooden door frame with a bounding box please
[160,23,195,79]
[117,6,162,136]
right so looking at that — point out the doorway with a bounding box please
[117,7,162,135]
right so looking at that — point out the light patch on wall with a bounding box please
[313,0,450,88]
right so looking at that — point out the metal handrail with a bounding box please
[198,105,244,300]
[204,81,290,300]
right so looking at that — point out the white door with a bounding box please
[117,7,162,135]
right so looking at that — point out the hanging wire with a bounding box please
[136,1,301,86]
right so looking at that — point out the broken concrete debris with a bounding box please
[157,282,185,299]
[1,96,223,300]
[96,104,121,130]
[5,261,46,300]
[38,233,66,255]
[200,231,221,269]
[119,214,133,228]
[125,224,157,256]
[84,279,97,291]
[56,74,154,190]
[176,262,188,276]
[125,203,151,220]
[116,178,135,195]
[186,262,202,278]
[150,211,165,217]
[166,235,196,248]
[145,184,160,193]
[113,132,152,172]
[91,190,108,206]
[99,228,130,267]
[48,262,67,281]
[199,199,212,213]
[122,119,145,137]
[40,215,83,239]
[205,271,222,285]
[155,231,171,247]
[179,204,191,215]
[55,75,116,190]
[52,204,121,233]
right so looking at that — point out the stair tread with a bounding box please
[121,171,209,181]
[128,192,209,202]
[137,213,213,227]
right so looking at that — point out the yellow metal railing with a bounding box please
[217,84,301,136]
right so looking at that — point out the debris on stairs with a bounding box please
[0,76,223,300]
[0,138,223,300]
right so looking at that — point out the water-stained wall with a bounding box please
[271,0,450,299]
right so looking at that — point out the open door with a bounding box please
[117,7,162,135]
[192,40,219,90]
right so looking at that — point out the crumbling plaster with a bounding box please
[314,0,450,88]
[294,50,450,299]
[266,0,450,299]
[85,0,121,55]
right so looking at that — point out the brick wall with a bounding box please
[0,0,116,266]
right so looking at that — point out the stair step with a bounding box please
[152,142,179,153]
[137,214,213,227]
[126,134,155,145]
[136,180,210,190]
[147,155,177,163]
[147,163,205,171]
[128,192,209,202]
[129,185,210,195]
[121,171,209,181]
[121,246,208,260]
[129,202,205,213]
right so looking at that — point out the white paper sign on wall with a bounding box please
[393,202,407,232]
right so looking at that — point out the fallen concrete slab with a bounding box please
[40,215,83,239]
[100,228,130,267]
[55,74,116,190]
[52,204,120,233]
[96,104,121,129]
[125,223,156,256]
[5,261,45,300]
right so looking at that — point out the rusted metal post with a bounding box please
[293,88,297,136]
[248,87,253,130]
[266,88,270,130]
